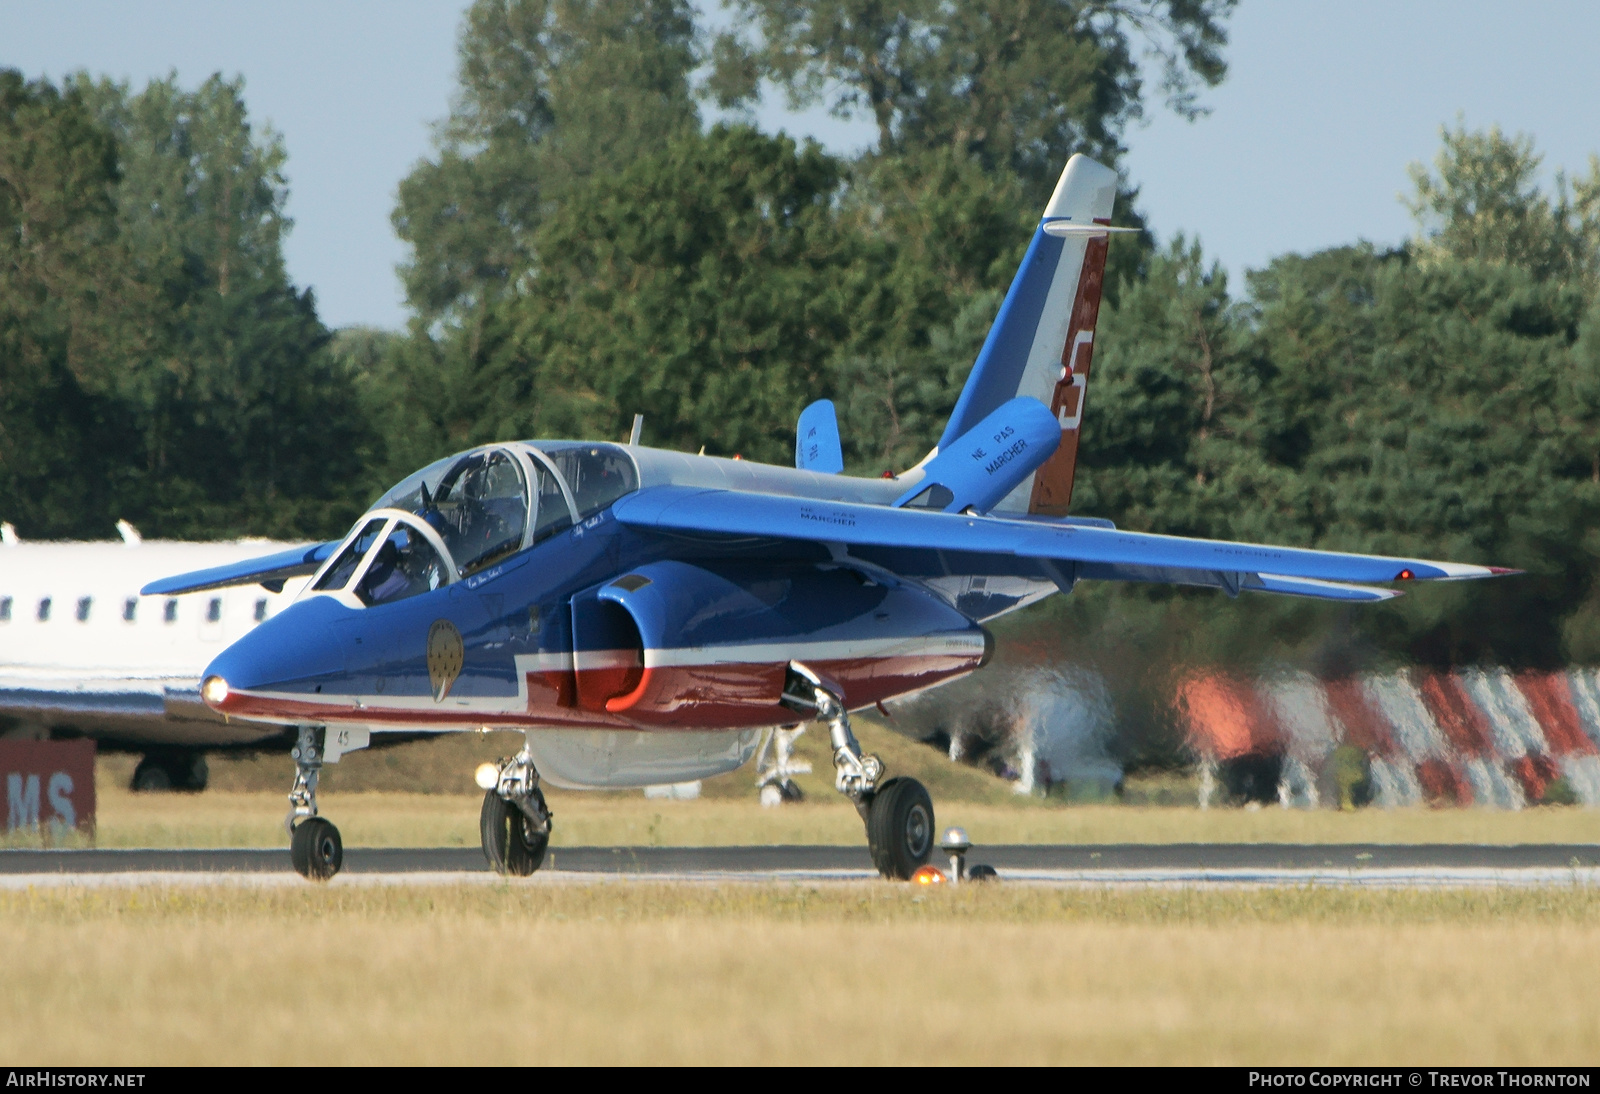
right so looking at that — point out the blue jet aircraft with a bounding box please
[147,155,1515,881]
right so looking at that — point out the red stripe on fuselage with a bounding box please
[212,649,984,731]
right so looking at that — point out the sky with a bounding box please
[4,1,1599,329]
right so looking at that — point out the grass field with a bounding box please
[1,883,1597,1065]
[14,723,1600,1065]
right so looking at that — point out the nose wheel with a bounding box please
[290,816,344,880]
[285,725,345,881]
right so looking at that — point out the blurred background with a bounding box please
[5,1,1600,809]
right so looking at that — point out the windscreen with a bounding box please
[355,524,447,606]
[314,519,387,592]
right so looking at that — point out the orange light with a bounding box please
[1396,569,1414,581]
[911,865,947,886]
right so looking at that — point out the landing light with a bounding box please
[474,763,500,791]
[201,675,229,706]
[911,864,946,886]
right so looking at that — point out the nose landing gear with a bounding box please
[286,725,343,881]
[784,662,934,881]
[478,742,552,876]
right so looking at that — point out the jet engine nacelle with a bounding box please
[569,561,990,729]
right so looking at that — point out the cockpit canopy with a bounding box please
[307,442,638,608]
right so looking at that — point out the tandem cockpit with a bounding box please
[303,443,639,609]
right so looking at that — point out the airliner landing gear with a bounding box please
[784,662,934,880]
[755,725,811,806]
[478,744,551,876]
[131,749,208,792]
[285,725,343,881]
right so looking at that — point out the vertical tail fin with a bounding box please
[938,154,1120,515]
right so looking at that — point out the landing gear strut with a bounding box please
[479,740,552,876]
[286,725,343,881]
[784,662,934,880]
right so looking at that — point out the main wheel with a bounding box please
[480,789,550,876]
[865,777,935,880]
[130,758,172,792]
[290,817,343,881]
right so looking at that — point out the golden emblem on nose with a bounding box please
[427,619,464,702]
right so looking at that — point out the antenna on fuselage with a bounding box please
[628,414,644,446]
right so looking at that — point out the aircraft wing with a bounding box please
[612,486,1513,602]
[0,670,285,745]
[140,540,337,596]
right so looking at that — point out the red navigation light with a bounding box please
[1396,569,1414,581]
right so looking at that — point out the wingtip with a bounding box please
[1488,566,1523,576]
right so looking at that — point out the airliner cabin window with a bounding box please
[355,525,447,607]
[77,597,92,622]
[315,519,387,592]
[164,599,178,623]
[0,596,11,622]
[37,597,51,622]
[254,599,268,622]
[543,444,638,519]
[123,598,137,622]
[207,598,222,623]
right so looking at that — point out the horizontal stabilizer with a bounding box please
[1254,574,1401,601]
[611,486,1513,590]
[1040,220,1141,238]
[141,540,337,596]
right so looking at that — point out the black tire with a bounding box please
[865,776,935,880]
[130,758,172,792]
[480,789,550,876]
[778,779,804,803]
[130,751,208,792]
[967,863,999,882]
[290,817,343,881]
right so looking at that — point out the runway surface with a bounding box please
[3,844,1599,887]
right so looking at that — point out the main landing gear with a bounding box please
[477,740,552,876]
[783,662,935,880]
[286,725,343,881]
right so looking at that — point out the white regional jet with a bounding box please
[0,521,312,789]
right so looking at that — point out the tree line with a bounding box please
[4,0,1599,670]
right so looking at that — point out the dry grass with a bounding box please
[0,884,1596,1065]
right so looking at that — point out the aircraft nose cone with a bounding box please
[201,595,355,715]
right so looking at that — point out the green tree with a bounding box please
[714,0,1232,199]
[393,0,701,332]
[71,73,373,538]
[0,71,136,537]
[1407,121,1600,293]
[471,125,853,463]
